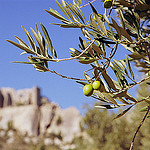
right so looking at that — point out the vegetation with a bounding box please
[73,78,150,150]
[7,0,150,149]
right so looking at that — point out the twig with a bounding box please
[109,43,118,59]
[122,76,150,92]
[129,105,150,150]
[48,69,87,81]
[55,39,96,62]
[80,0,97,8]
[137,96,150,104]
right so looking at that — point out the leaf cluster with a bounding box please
[7,0,150,119]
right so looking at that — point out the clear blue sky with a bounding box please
[0,0,139,114]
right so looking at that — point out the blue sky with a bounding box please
[0,0,139,114]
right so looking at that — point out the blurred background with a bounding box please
[0,0,138,113]
[0,0,149,150]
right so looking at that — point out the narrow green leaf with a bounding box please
[76,81,87,86]
[114,105,133,119]
[95,104,119,109]
[90,14,99,31]
[30,27,45,56]
[22,26,36,51]
[61,0,77,22]
[28,56,48,72]
[40,23,57,58]
[99,68,117,91]
[113,90,127,98]
[113,59,126,73]
[91,43,103,56]
[44,8,69,23]
[60,24,80,28]
[82,40,94,57]
[111,18,132,42]
[66,2,80,23]
[110,18,121,40]
[116,97,130,105]
[12,61,44,64]
[6,40,36,55]
[110,63,122,86]
[103,93,118,105]
[89,2,98,15]
[75,5,87,23]
[77,0,82,5]
[55,0,70,20]
[70,2,85,24]
[95,14,107,35]
[93,91,109,103]
[84,73,92,83]
[119,60,128,75]
[15,36,29,48]
[124,93,137,102]
[112,62,124,80]
[79,58,96,64]
[83,29,92,40]
[139,106,149,112]
[125,55,134,79]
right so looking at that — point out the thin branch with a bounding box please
[96,59,110,80]
[109,43,118,59]
[137,96,150,104]
[143,43,150,61]
[47,69,87,81]
[129,105,150,150]
[54,39,96,62]
[119,76,150,93]
[80,0,97,8]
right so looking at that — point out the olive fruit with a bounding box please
[92,81,101,90]
[103,0,112,9]
[83,84,93,97]
[148,71,150,76]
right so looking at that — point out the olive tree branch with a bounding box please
[53,39,96,62]
[129,105,150,150]
[114,76,150,94]
[47,69,87,81]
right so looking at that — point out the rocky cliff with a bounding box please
[0,86,82,146]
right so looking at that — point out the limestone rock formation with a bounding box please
[0,86,82,144]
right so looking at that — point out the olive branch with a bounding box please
[7,0,150,149]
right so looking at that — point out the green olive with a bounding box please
[83,84,93,97]
[92,81,101,90]
[148,71,150,76]
[103,0,112,9]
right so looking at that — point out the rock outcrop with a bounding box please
[0,86,82,145]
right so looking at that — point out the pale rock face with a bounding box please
[46,106,82,143]
[44,138,53,145]
[0,86,41,107]
[0,105,40,136]
[40,103,59,135]
[0,86,83,145]
[6,137,15,144]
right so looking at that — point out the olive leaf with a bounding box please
[40,23,57,58]
[22,26,36,51]
[125,55,134,79]
[95,104,119,109]
[98,67,117,91]
[45,8,69,23]
[6,40,36,55]
[110,18,133,42]
[28,56,48,72]
[113,105,134,119]
[139,106,149,112]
